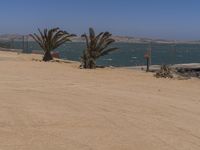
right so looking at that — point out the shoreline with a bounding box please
[1,47,200,70]
[2,35,200,44]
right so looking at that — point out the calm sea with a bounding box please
[12,42,200,67]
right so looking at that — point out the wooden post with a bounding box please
[146,57,150,72]
[144,53,150,72]
[11,38,14,49]
[22,36,25,52]
[149,42,152,66]
[26,36,29,53]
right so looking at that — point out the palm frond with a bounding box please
[30,27,75,61]
[99,47,118,57]
[81,34,89,48]
[89,28,95,40]
[30,33,44,50]
[81,28,119,69]
[99,39,115,52]
[96,32,112,50]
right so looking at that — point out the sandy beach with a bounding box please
[0,50,200,150]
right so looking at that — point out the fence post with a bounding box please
[22,35,25,52]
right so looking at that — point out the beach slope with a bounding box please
[0,50,200,150]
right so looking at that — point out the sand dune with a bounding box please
[0,50,200,150]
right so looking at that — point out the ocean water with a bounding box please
[11,42,200,67]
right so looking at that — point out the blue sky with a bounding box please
[0,0,200,40]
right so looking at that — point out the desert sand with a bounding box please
[0,50,200,150]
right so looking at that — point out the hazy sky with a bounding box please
[0,0,200,40]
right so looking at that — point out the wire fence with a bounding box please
[0,35,30,53]
[0,39,200,66]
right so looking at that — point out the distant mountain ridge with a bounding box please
[0,34,200,44]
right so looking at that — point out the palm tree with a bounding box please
[30,27,75,61]
[81,28,118,69]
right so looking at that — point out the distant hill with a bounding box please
[0,34,199,44]
[0,34,24,41]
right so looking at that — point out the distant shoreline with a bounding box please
[1,34,200,44]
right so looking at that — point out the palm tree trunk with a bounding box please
[88,60,96,69]
[82,56,96,69]
[43,51,53,61]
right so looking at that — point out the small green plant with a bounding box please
[30,27,75,61]
[81,28,118,69]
